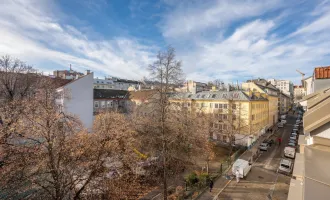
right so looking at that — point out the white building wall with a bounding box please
[59,73,94,130]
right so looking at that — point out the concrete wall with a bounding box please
[314,79,330,93]
[61,73,94,130]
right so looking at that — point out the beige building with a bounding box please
[242,79,279,128]
[294,85,305,102]
[175,80,209,94]
[288,86,330,200]
[169,90,269,147]
[279,92,291,114]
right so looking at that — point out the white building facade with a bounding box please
[94,77,140,91]
[268,79,294,97]
[56,72,94,130]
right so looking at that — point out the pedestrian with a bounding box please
[209,179,214,192]
[278,137,282,145]
[235,169,240,183]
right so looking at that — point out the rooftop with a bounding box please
[170,90,268,101]
[314,66,330,79]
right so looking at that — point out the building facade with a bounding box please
[242,79,279,128]
[312,66,330,93]
[169,90,269,147]
[56,72,94,130]
[93,77,140,91]
[175,80,209,94]
[279,92,291,114]
[53,67,85,80]
[288,87,330,200]
[294,85,305,102]
[93,89,129,114]
[268,79,294,97]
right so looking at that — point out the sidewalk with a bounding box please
[197,131,276,200]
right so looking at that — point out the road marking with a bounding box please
[213,179,232,200]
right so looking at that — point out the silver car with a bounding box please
[278,158,293,175]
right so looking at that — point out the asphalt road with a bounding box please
[218,114,297,200]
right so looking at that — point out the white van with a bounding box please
[232,159,252,178]
[278,158,293,175]
[281,115,286,120]
[284,146,296,159]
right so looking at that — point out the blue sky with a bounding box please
[1,0,330,84]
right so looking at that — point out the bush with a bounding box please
[186,172,198,186]
[198,173,210,186]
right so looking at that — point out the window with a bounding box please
[214,123,219,129]
[219,104,223,109]
[188,103,191,107]
[107,101,112,107]
[201,103,206,107]
[97,81,99,83]
[215,103,219,108]
[212,94,216,98]
[223,135,227,142]
[232,114,236,120]
[188,94,192,98]
[202,95,205,98]
[252,104,255,109]
[223,115,227,120]
[94,101,99,108]
[223,104,228,109]
[252,114,255,121]
[101,101,105,108]
[223,124,227,130]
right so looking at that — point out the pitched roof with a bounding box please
[170,90,268,101]
[94,89,129,99]
[314,66,330,79]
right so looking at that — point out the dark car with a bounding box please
[266,139,274,147]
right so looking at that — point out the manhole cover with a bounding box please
[258,176,264,179]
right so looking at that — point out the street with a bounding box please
[217,114,295,200]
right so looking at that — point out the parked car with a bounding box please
[293,124,299,128]
[288,139,297,144]
[289,135,297,140]
[281,115,287,120]
[281,119,287,124]
[278,123,284,128]
[232,159,252,178]
[287,142,296,148]
[293,128,299,132]
[259,142,269,151]
[296,119,301,123]
[291,132,298,137]
[284,146,296,159]
[278,158,293,175]
[265,139,274,147]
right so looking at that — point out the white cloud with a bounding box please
[0,0,156,80]
[162,0,282,38]
[161,0,330,84]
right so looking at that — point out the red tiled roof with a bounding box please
[314,66,330,79]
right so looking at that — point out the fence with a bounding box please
[183,147,247,199]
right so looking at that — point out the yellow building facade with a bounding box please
[242,81,279,128]
[169,90,269,147]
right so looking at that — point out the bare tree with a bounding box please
[136,46,186,199]
[0,77,136,199]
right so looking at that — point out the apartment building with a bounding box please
[313,66,330,92]
[175,80,209,94]
[93,89,129,114]
[52,66,85,80]
[268,79,294,97]
[169,90,269,147]
[288,86,330,200]
[294,85,305,101]
[56,72,94,130]
[279,92,291,114]
[93,77,140,91]
[242,79,279,128]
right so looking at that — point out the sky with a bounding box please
[1,0,330,84]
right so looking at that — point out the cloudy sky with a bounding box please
[1,0,330,84]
